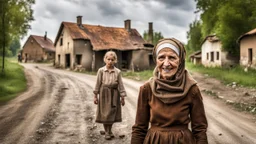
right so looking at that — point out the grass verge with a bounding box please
[0,57,27,102]
[186,62,256,88]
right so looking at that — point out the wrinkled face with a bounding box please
[156,48,180,80]
[105,55,115,68]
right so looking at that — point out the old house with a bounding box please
[54,16,154,71]
[189,51,201,65]
[22,33,55,62]
[201,35,237,67]
[238,28,256,69]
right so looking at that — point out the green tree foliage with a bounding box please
[215,0,256,55]
[9,38,21,56]
[194,0,256,56]
[186,20,203,54]
[195,0,225,38]
[143,31,164,45]
[0,0,35,72]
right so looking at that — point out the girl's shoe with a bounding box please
[105,133,111,140]
[110,131,115,138]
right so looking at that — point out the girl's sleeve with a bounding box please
[117,71,127,97]
[131,84,150,144]
[93,69,102,95]
[190,85,208,144]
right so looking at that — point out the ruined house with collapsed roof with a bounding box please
[22,33,55,62]
[238,28,256,69]
[54,16,154,71]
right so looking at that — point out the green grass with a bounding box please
[186,62,256,88]
[122,70,153,81]
[121,62,256,88]
[0,57,27,102]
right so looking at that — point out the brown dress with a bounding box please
[131,82,208,144]
[93,66,126,124]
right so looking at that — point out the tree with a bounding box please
[9,38,21,56]
[194,0,256,56]
[215,0,256,55]
[186,20,203,54]
[143,31,164,45]
[0,0,35,72]
[195,0,225,37]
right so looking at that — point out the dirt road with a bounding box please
[0,64,255,144]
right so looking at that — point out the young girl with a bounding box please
[93,51,126,140]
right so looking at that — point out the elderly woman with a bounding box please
[131,38,208,144]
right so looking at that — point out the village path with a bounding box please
[0,63,255,144]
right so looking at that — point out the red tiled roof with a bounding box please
[55,22,147,51]
[31,35,55,52]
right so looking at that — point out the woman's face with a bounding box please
[105,55,115,68]
[156,48,180,80]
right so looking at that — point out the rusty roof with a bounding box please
[201,35,220,46]
[189,50,201,58]
[237,28,256,43]
[54,22,147,51]
[30,35,55,52]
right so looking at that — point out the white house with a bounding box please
[201,35,237,67]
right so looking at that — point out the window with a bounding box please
[60,38,63,46]
[210,52,214,62]
[216,52,219,60]
[206,53,209,60]
[58,54,60,65]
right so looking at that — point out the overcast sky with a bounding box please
[21,0,198,46]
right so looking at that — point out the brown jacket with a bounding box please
[131,82,208,144]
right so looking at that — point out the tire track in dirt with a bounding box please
[0,66,58,144]
[26,69,97,144]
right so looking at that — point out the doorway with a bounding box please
[121,51,128,69]
[248,48,252,64]
[65,54,70,68]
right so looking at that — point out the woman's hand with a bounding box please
[94,95,98,104]
[121,97,125,106]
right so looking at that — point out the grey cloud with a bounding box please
[158,0,195,11]
[21,0,196,46]
[94,1,124,17]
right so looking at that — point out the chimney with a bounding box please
[148,22,153,44]
[124,19,131,31]
[77,15,82,26]
[44,31,47,40]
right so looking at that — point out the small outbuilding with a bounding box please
[238,28,256,69]
[189,51,201,65]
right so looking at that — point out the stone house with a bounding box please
[54,16,154,71]
[238,28,256,69]
[22,33,55,62]
[201,35,237,67]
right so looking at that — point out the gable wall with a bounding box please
[240,35,256,68]
[201,40,222,67]
[55,27,74,68]
[22,36,44,62]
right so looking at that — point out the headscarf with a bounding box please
[149,38,197,104]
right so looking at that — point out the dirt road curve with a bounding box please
[0,64,255,144]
